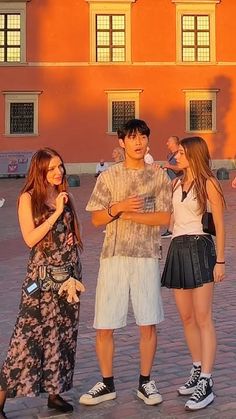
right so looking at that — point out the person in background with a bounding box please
[95,159,109,177]
[0,148,85,418]
[79,119,172,407]
[232,176,236,188]
[161,136,225,411]
[161,136,182,238]
[112,146,125,163]
[144,146,154,165]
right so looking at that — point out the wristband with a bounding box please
[108,204,116,218]
[216,261,225,264]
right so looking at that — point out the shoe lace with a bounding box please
[190,378,208,401]
[142,380,158,395]
[88,382,106,396]
[185,367,201,386]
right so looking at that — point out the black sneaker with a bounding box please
[47,395,73,413]
[161,230,172,238]
[178,365,201,395]
[185,377,214,411]
[79,382,116,405]
[137,380,163,405]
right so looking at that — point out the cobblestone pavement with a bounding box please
[0,173,235,419]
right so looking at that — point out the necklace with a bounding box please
[181,181,194,202]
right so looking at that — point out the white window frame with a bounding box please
[86,0,136,64]
[183,89,219,133]
[3,91,41,136]
[105,89,142,134]
[0,1,30,64]
[172,0,220,64]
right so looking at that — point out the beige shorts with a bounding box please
[93,256,164,329]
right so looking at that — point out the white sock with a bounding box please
[200,372,211,379]
[193,361,201,368]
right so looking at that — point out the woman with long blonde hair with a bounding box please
[162,136,225,411]
[0,148,84,418]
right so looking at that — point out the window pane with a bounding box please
[190,100,212,131]
[97,32,110,46]
[183,16,194,30]
[0,48,4,61]
[97,47,110,62]
[112,32,125,46]
[0,32,4,46]
[183,32,194,46]
[7,31,20,46]
[7,14,20,29]
[197,32,209,46]
[197,16,209,30]
[197,47,210,61]
[97,15,110,30]
[112,101,135,132]
[0,15,4,29]
[7,47,20,61]
[10,103,34,134]
[112,15,125,30]
[183,48,195,61]
[112,47,125,62]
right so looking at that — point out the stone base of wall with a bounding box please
[65,160,236,174]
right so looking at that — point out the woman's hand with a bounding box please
[213,263,225,283]
[55,192,68,215]
[58,277,85,303]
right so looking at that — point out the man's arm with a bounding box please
[91,195,144,227]
[120,211,171,226]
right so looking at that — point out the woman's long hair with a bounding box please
[19,148,82,250]
[180,137,225,214]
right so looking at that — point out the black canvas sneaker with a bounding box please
[185,377,214,411]
[137,380,163,405]
[161,230,172,238]
[79,382,116,405]
[178,365,201,395]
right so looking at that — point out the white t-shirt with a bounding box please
[172,181,204,238]
[96,162,109,174]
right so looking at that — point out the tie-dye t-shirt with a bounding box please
[86,162,172,259]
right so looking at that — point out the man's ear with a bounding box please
[119,138,125,149]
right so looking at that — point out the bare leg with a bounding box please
[140,325,157,376]
[96,329,114,377]
[0,390,6,411]
[193,283,216,373]
[174,289,201,362]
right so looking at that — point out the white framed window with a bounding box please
[183,89,219,133]
[105,89,142,134]
[3,91,41,136]
[172,0,220,63]
[0,1,29,64]
[86,0,136,63]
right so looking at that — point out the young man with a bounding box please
[80,119,172,406]
[161,135,182,238]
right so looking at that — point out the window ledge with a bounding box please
[3,134,38,138]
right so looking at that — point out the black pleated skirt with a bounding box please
[161,234,216,289]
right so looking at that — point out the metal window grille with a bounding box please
[10,103,34,134]
[96,14,125,62]
[0,13,21,62]
[190,100,212,131]
[112,101,135,132]
[182,15,210,62]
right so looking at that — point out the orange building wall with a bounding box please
[0,0,235,164]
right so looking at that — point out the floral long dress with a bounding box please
[0,206,82,397]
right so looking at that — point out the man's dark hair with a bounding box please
[117,119,150,140]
